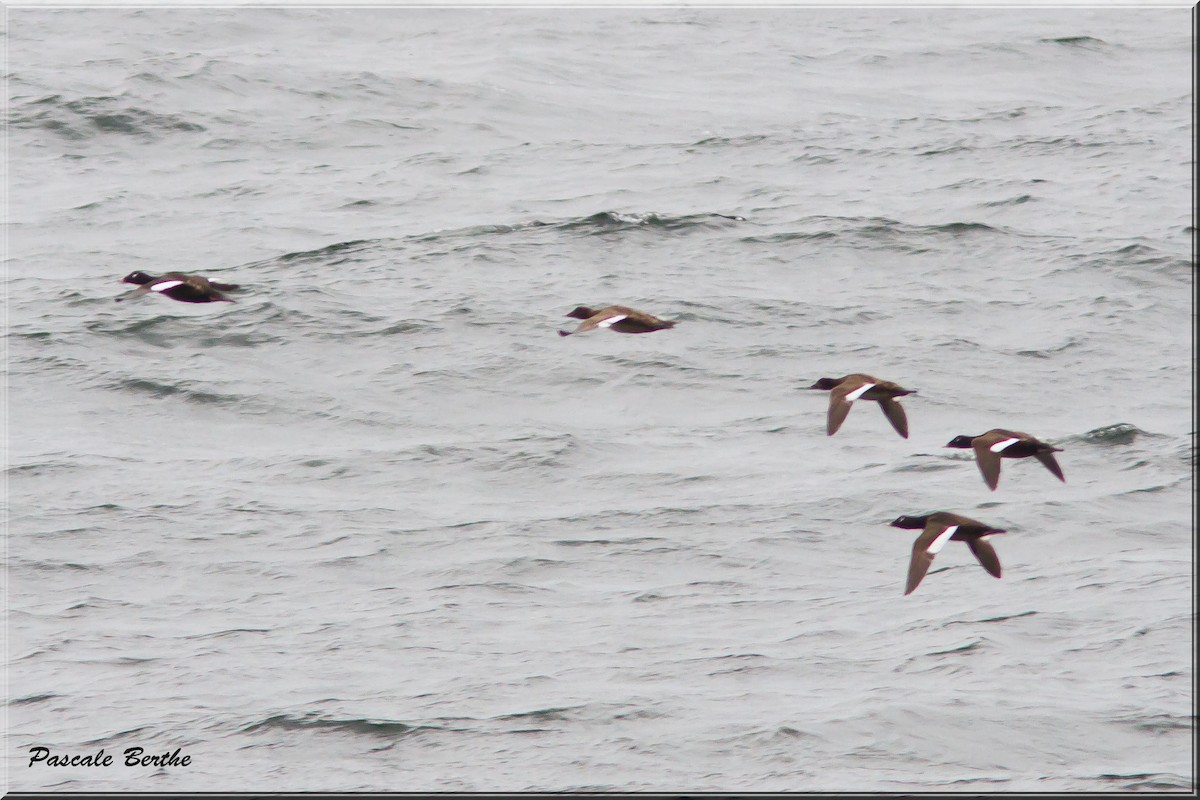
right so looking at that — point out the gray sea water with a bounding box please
[3,5,1195,793]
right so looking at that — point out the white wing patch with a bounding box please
[597,314,628,328]
[150,280,185,292]
[926,525,958,555]
[844,383,875,402]
[990,437,1022,453]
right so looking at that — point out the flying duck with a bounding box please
[558,305,677,337]
[808,374,916,438]
[945,429,1065,490]
[116,271,240,304]
[890,512,1007,595]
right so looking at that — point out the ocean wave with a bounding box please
[94,295,436,347]
[1069,423,1154,446]
[241,706,598,743]
[493,706,580,722]
[298,309,437,340]
[688,133,768,148]
[1006,133,1143,152]
[252,210,744,273]
[412,211,744,245]
[9,94,206,140]
[981,194,1035,207]
[9,693,60,706]
[431,580,550,595]
[180,628,272,640]
[84,313,274,348]
[552,536,666,548]
[5,457,87,478]
[916,143,973,157]
[1040,35,1110,48]
[109,377,254,408]
[740,216,1007,251]
[382,433,581,473]
[943,610,1037,626]
[1114,712,1194,734]
[275,238,379,264]
[1050,244,1191,285]
[889,461,958,474]
[1102,243,1192,276]
[241,713,451,738]
[556,210,746,232]
[1014,337,1083,359]
[1095,773,1195,791]
[10,559,95,573]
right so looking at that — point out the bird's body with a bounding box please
[558,305,676,337]
[890,511,1007,595]
[945,428,1065,490]
[117,271,239,304]
[809,373,916,438]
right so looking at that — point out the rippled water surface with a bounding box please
[5,6,1194,793]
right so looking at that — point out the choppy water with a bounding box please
[4,6,1194,793]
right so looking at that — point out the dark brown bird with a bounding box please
[116,271,239,304]
[945,429,1065,491]
[558,305,676,337]
[808,373,916,438]
[890,512,1007,595]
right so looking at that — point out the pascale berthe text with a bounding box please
[28,746,191,767]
